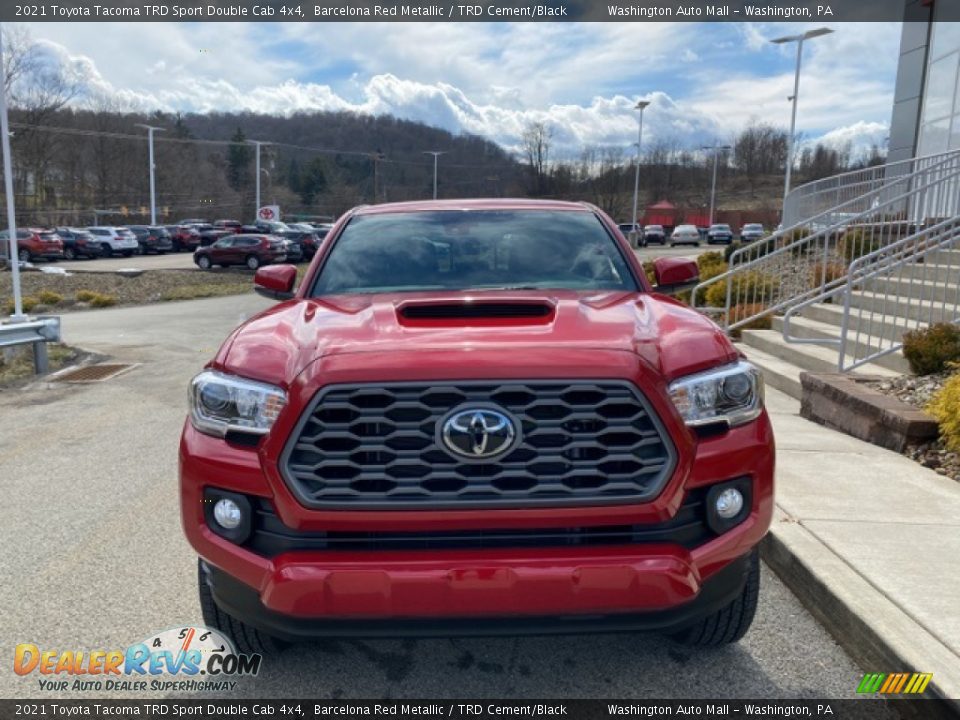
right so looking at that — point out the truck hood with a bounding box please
[214,290,738,386]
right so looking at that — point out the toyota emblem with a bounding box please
[439,407,518,460]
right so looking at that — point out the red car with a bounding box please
[193,234,286,270]
[0,228,65,262]
[180,199,774,653]
[171,224,202,252]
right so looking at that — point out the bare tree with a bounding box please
[521,121,552,196]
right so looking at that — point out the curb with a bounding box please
[762,508,960,719]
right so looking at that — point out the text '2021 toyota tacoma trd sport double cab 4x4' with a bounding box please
[180,199,774,653]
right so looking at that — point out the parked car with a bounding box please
[55,227,101,260]
[129,225,174,254]
[213,219,243,232]
[740,223,766,243]
[670,224,700,246]
[170,225,202,252]
[181,198,773,654]
[617,223,643,247]
[198,227,232,247]
[87,226,139,257]
[706,224,734,245]
[0,228,64,262]
[193,234,287,270]
[253,219,290,234]
[280,230,322,260]
[176,218,207,226]
[643,225,666,245]
[287,222,317,232]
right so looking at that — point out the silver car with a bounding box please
[670,224,700,247]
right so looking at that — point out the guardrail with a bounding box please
[0,316,62,373]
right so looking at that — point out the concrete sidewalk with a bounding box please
[762,387,960,706]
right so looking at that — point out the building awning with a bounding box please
[643,213,675,226]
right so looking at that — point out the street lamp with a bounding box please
[701,143,732,226]
[422,151,446,199]
[135,124,164,225]
[630,100,651,246]
[246,139,270,215]
[770,27,833,200]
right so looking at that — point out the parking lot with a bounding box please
[0,293,889,704]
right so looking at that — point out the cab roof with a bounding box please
[352,198,594,216]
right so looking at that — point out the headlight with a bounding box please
[189,370,286,437]
[668,360,764,428]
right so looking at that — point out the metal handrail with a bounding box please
[691,152,960,332]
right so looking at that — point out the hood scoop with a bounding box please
[397,299,556,325]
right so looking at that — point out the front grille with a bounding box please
[280,381,676,509]
[246,489,712,556]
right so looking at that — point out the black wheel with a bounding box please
[672,549,760,647]
[197,560,284,656]
[122,250,133,257]
[18,248,30,262]
[64,246,76,260]
[196,255,212,270]
[245,254,261,270]
[101,243,112,256]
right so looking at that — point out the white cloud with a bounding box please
[18,21,901,159]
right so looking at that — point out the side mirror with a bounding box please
[652,257,699,295]
[254,264,297,300]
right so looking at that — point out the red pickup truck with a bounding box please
[180,199,774,653]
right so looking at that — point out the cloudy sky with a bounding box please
[22,21,900,158]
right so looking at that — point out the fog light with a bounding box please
[715,488,744,519]
[213,498,243,529]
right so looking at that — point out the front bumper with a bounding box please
[200,549,755,640]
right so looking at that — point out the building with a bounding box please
[889,0,960,162]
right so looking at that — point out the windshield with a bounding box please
[311,209,637,295]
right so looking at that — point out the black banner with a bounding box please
[0,699,956,720]
[3,0,957,23]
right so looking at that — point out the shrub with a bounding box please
[693,261,727,306]
[88,293,116,308]
[697,251,725,271]
[37,290,64,305]
[641,260,657,287]
[75,290,98,302]
[809,261,847,287]
[902,323,960,375]
[728,303,773,339]
[4,296,38,314]
[926,371,960,453]
[839,229,887,263]
[724,242,742,263]
[704,271,776,309]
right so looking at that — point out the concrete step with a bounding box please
[735,343,803,400]
[868,276,960,304]
[772,315,911,373]
[899,261,960,283]
[738,328,901,378]
[801,301,928,339]
[846,290,960,324]
[925,247,960,265]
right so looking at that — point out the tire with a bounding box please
[196,255,212,270]
[122,250,133,257]
[197,560,284,656]
[18,248,30,262]
[64,247,76,260]
[101,243,113,256]
[245,254,261,270]
[673,549,760,647]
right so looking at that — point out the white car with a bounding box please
[87,226,139,257]
[670,224,700,247]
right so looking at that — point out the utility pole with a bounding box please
[422,151,446,199]
[371,150,385,203]
[630,99,651,246]
[246,140,269,216]
[135,124,163,225]
[0,23,25,321]
[701,144,732,226]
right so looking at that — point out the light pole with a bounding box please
[422,151,445,199]
[246,139,269,216]
[135,124,163,225]
[701,143,732,226]
[771,27,833,200]
[630,100,651,245]
[0,23,24,321]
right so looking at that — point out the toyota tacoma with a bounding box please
[180,199,774,652]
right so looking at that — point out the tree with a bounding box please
[296,157,327,205]
[733,124,788,195]
[227,127,251,192]
[521,121,552,196]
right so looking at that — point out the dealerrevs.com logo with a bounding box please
[14,626,262,693]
